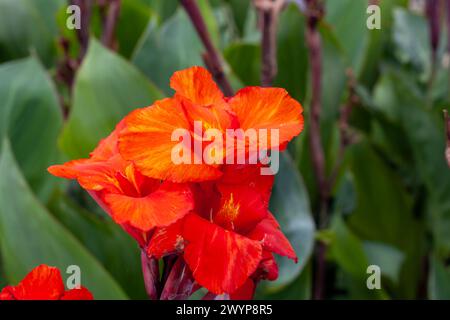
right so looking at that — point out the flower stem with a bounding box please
[180,0,234,96]
[140,250,160,300]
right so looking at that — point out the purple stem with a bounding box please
[141,250,160,300]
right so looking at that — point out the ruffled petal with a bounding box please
[248,213,297,262]
[119,98,223,182]
[183,214,262,295]
[61,287,94,300]
[170,66,224,105]
[48,159,120,192]
[104,182,194,232]
[9,265,65,300]
[228,87,304,149]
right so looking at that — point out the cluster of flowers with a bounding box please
[5,66,303,300]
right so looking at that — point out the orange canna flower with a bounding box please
[48,120,194,245]
[0,265,93,300]
[118,66,304,183]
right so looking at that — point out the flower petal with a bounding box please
[104,182,194,232]
[147,216,186,258]
[228,87,304,149]
[248,213,297,262]
[170,66,224,105]
[119,98,223,182]
[61,287,93,300]
[183,214,262,295]
[9,265,65,300]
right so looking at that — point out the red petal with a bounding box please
[119,98,223,182]
[219,164,274,205]
[183,214,262,295]
[61,287,93,300]
[230,279,255,300]
[214,185,268,234]
[248,213,297,262]
[147,216,187,258]
[0,287,15,300]
[104,182,194,232]
[10,265,65,300]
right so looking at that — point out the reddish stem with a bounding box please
[101,0,121,50]
[180,0,234,96]
[160,257,197,300]
[141,250,160,300]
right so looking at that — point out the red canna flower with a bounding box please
[118,66,304,183]
[47,66,303,299]
[0,265,93,300]
[146,165,297,295]
[48,120,194,246]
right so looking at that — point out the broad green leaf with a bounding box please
[0,141,128,299]
[428,256,450,299]
[358,0,407,87]
[0,57,62,199]
[224,43,260,86]
[329,215,368,279]
[47,192,147,299]
[0,0,63,65]
[374,70,450,257]
[60,39,163,158]
[116,0,153,58]
[347,141,423,298]
[392,8,431,81]
[363,241,405,284]
[226,0,250,37]
[325,0,369,75]
[274,4,308,102]
[328,216,390,299]
[256,262,312,300]
[264,153,315,291]
[132,9,204,94]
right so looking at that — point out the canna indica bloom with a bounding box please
[48,66,304,299]
[0,265,93,300]
[118,66,303,181]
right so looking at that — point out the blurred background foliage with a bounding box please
[0,0,449,300]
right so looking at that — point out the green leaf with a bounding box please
[392,8,431,81]
[224,43,260,86]
[0,140,128,299]
[47,192,147,299]
[325,0,369,75]
[374,70,450,258]
[363,241,405,284]
[0,0,62,65]
[329,215,368,279]
[60,39,163,158]
[347,141,423,298]
[428,256,450,300]
[274,4,309,102]
[0,57,62,199]
[256,262,312,300]
[116,0,153,59]
[132,9,204,94]
[264,153,315,291]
